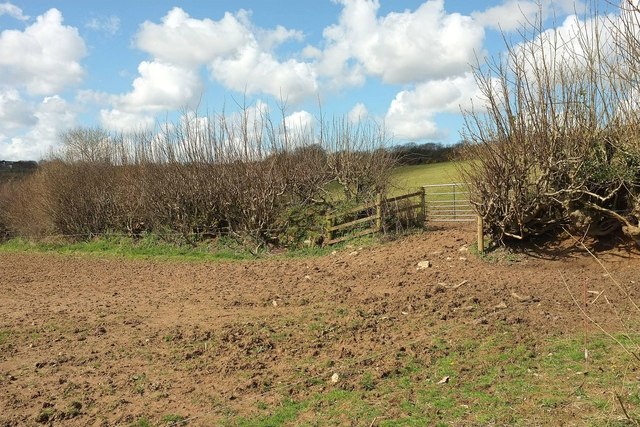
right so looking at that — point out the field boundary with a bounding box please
[325,183,476,246]
[423,182,475,222]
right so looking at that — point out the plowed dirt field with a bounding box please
[1,227,639,426]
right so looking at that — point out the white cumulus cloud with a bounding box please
[257,24,304,51]
[134,7,253,67]
[280,109,316,149]
[100,60,202,131]
[0,95,76,160]
[121,61,202,113]
[348,102,368,123]
[472,0,586,32]
[283,110,315,138]
[317,0,484,86]
[0,7,85,159]
[102,7,318,131]
[385,73,483,140]
[99,109,154,133]
[0,8,86,96]
[513,13,616,81]
[0,89,36,131]
[210,45,318,103]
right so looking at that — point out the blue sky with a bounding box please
[0,0,594,159]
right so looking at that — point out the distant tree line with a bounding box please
[389,142,463,165]
[2,142,460,171]
[0,161,38,183]
[0,160,38,172]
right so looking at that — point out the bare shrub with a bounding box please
[40,161,121,237]
[283,144,331,204]
[6,106,395,248]
[4,170,54,238]
[59,127,113,163]
[460,2,640,245]
[0,181,14,239]
[323,117,396,203]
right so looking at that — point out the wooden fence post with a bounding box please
[326,215,334,244]
[477,215,485,254]
[420,186,426,227]
[375,193,383,232]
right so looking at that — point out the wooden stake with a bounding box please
[375,193,382,232]
[326,215,334,245]
[584,278,589,363]
[477,215,485,254]
[420,186,426,226]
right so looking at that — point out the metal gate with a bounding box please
[423,183,475,222]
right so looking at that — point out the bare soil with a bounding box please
[1,226,639,426]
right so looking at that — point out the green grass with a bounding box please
[0,233,265,261]
[128,418,152,427]
[161,414,187,425]
[0,329,10,345]
[0,230,381,262]
[326,160,462,198]
[390,161,463,194]
[35,408,56,423]
[231,399,308,427]
[222,332,640,426]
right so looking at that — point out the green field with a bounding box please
[390,161,463,195]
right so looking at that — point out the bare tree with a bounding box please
[460,1,640,245]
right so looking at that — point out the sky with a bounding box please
[0,0,598,160]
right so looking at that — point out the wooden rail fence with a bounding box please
[325,189,425,245]
[325,183,484,252]
[324,194,382,246]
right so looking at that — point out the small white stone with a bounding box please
[331,373,339,383]
[416,260,431,270]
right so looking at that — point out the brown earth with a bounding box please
[1,226,639,426]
